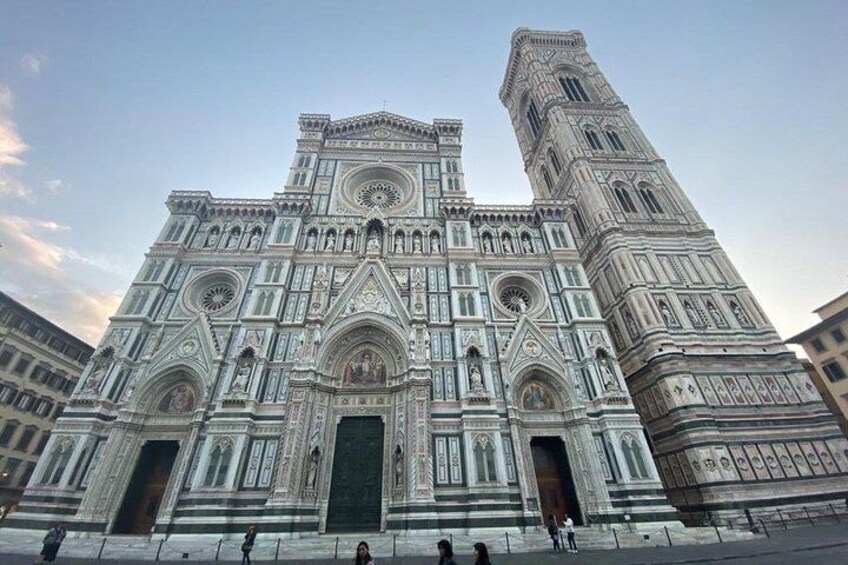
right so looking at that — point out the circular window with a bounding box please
[200,283,235,312]
[499,286,532,314]
[356,181,401,210]
[490,273,547,319]
[183,269,242,316]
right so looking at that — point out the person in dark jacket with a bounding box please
[34,522,66,563]
[437,539,456,565]
[352,541,374,565]
[547,513,561,552]
[473,542,492,565]
[240,524,257,565]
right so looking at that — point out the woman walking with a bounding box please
[352,540,374,565]
[473,542,492,565]
[240,524,257,565]
[547,513,561,552]
[436,539,456,565]
[34,522,66,563]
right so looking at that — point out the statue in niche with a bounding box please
[120,376,136,403]
[683,301,701,326]
[730,301,751,326]
[624,311,639,337]
[205,228,220,248]
[249,230,261,250]
[84,349,113,392]
[231,363,251,393]
[482,234,493,253]
[469,365,484,391]
[324,231,336,251]
[227,229,240,249]
[522,382,553,410]
[394,233,404,253]
[306,231,317,251]
[502,235,513,253]
[343,231,354,251]
[658,300,676,326]
[367,231,381,252]
[431,233,441,253]
[521,235,533,253]
[413,234,423,253]
[393,445,404,487]
[598,357,620,391]
[423,330,431,360]
[305,446,321,489]
[706,301,724,326]
[408,329,417,360]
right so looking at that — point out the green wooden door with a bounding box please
[326,416,384,532]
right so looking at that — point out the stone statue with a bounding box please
[423,330,431,360]
[624,312,639,337]
[367,231,381,252]
[600,360,619,391]
[84,364,106,393]
[205,229,219,248]
[343,232,353,251]
[408,329,417,360]
[469,365,484,391]
[413,234,422,253]
[324,232,336,251]
[249,232,261,250]
[683,301,700,326]
[522,236,533,253]
[231,364,251,393]
[730,301,750,326]
[482,235,493,253]
[707,301,724,326]
[393,445,404,487]
[305,446,321,489]
[306,232,317,251]
[227,230,240,249]
[120,377,136,403]
[502,236,513,253]
[394,234,404,253]
[659,301,676,326]
[431,234,441,253]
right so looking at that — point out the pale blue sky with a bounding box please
[0,1,846,346]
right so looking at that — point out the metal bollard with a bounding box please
[777,508,787,529]
[714,523,723,543]
[759,519,769,538]
[830,504,840,523]
[97,538,107,560]
[393,534,397,557]
[155,539,164,561]
[215,538,222,561]
[449,533,453,547]
[505,531,511,553]
[275,538,281,561]
[334,537,339,560]
[612,527,620,549]
[664,525,672,547]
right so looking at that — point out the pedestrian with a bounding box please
[473,542,492,565]
[564,513,577,553]
[34,522,66,563]
[240,524,257,565]
[547,513,561,552]
[437,539,456,565]
[352,540,374,565]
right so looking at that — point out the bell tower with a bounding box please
[500,28,848,521]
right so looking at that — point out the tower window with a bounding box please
[526,99,543,137]
[605,130,626,151]
[614,187,637,214]
[547,147,562,175]
[541,166,554,193]
[558,76,590,103]
[638,187,664,214]
[584,130,604,151]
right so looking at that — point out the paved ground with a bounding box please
[1,522,846,564]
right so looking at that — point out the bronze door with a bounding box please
[113,441,179,535]
[326,417,384,532]
[531,436,581,525]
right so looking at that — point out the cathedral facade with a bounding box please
[7,29,846,537]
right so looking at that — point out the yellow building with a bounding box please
[0,292,93,512]
[788,290,848,436]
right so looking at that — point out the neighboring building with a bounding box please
[788,291,848,436]
[5,28,847,539]
[0,292,93,511]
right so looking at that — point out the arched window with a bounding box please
[541,166,554,193]
[525,98,543,137]
[558,75,591,102]
[455,264,470,285]
[614,186,637,214]
[583,129,604,150]
[204,439,233,487]
[573,209,588,237]
[621,435,649,479]
[474,436,497,482]
[39,438,74,486]
[547,147,562,175]
[605,130,626,151]
[297,154,311,168]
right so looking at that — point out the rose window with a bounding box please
[499,286,532,314]
[201,283,235,312]
[356,181,401,209]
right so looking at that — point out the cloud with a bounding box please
[0,84,34,200]
[0,120,28,166]
[0,213,125,344]
[0,86,12,112]
[45,179,65,193]
[20,53,47,76]
[0,171,33,200]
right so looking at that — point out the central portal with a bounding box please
[531,436,581,526]
[113,440,179,534]
[326,416,385,532]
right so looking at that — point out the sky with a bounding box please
[0,1,846,349]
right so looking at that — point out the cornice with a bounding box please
[166,191,311,219]
[499,28,587,103]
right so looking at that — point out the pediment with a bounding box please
[324,258,410,328]
[325,111,436,142]
[145,313,218,385]
[502,316,568,376]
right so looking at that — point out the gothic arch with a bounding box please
[510,364,576,411]
[317,314,409,383]
[129,365,205,415]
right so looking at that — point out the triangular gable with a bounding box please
[502,316,569,377]
[325,111,436,142]
[145,313,218,387]
[324,258,411,328]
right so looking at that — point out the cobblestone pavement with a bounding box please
[1,523,846,564]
